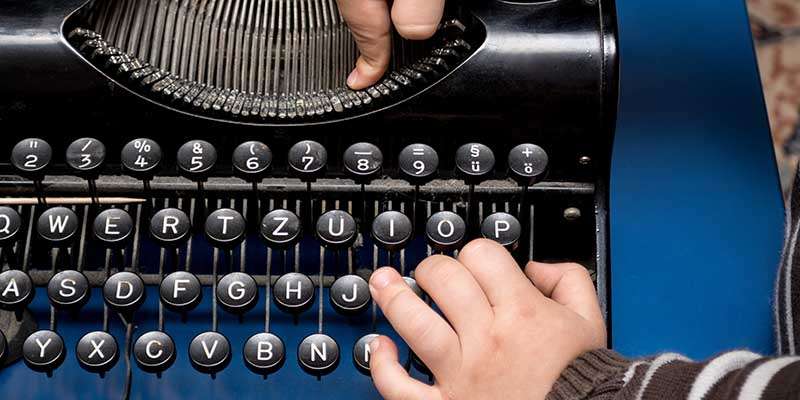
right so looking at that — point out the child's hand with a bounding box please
[368,239,606,400]
[336,0,445,90]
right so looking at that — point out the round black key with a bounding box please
[0,206,22,245]
[159,271,202,312]
[177,140,217,178]
[0,269,34,310]
[47,270,90,310]
[205,208,246,248]
[353,333,379,375]
[76,331,119,374]
[233,141,272,178]
[398,144,438,184]
[508,144,548,186]
[243,332,285,376]
[11,138,52,176]
[372,211,413,251]
[121,138,163,177]
[0,329,6,365]
[455,143,495,182]
[298,333,339,376]
[93,208,134,246]
[330,275,370,315]
[343,142,383,182]
[481,212,522,250]
[134,331,176,373]
[288,140,327,180]
[189,331,232,375]
[66,137,106,174]
[403,276,425,299]
[103,271,146,313]
[37,207,79,244]
[273,272,315,314]
[23,330,65,373]
[216,272,258,314]
[150,208,191,246]
[260,209,302,248]
[425,211,466,252]
[316,210,357,248]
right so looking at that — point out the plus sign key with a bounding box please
[508,144,548,186]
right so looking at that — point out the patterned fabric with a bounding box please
[748,0,800,194]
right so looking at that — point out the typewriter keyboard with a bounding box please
[0,135,602,389]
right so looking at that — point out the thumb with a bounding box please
[336,0,392,90]
[524,262,605,333]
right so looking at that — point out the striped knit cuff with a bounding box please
[546,349,633,400]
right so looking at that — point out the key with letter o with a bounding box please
[298,333,339,376]
[288,140,327,181]
[93,208,134,247]
[273,272,315,314]
[23,330,66,374]
[330,275,370,315]
[150,208,191,247]
[134,331,176,374]
[47,270,90,310]
[481,212,522,250]
[103,271,146,314]
[316,210,357,249]
[177,140,217,179]
[11,138,52,178]
[260,209,302,248]
[37,207,79,245]
[189,331,232,375]
[76,331,119,374]
[243,332,286,376]
[159,271,202,313]
[216,272,258,314]
[426,211,467,252]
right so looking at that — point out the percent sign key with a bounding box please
[122,138,163,177]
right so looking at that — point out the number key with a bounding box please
[288,140,327,181]
[177,140,217,178]
[11,138,52,177]
[343,142,383,182]
[66,137,106,174]
[121,138,163,178]
[398,143,438,184]
[233,141,272,179]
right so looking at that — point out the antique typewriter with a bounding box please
[0,0,617,397]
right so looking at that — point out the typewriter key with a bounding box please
[0,269,34,311]
[398,144,439,184]
[353,333,379,375]
[316,210,357,248]
[76,331,119,374]
[508,144,548,186]
[205,208,246,248]
[134,331,176,373]
[330,275,371,315]
[103,272,146,314]
[177,139,217,178]
[0,329,6,365]
[150,208,191,246]
[216,272,258,314]
[233,141,272,178]
[159,271,202,312]
[93,208,134,246]
[288,140,327,180]
[425,211,466,252]
[273,273,315,314]
[298,333,339,376]
[22,330,65,374]
[37,207,79,244]
[403,276,425,299]
[0,206,22,245]
[481,212,522,250]
[372,211,413,251]
[343,142,383,182]
[121,138,163,178]
[455,143,495,182]
[243,332,285,376]
[260,209,302,248]
[189,331,232,375]
[65,138,106,174]
[47,270,90,310]
[11,138,52,177]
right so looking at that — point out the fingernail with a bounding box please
[370,269,393,290]
[369,337,381,352]
[347,69,358,88]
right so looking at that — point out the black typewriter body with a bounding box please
[0,0,618,397]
